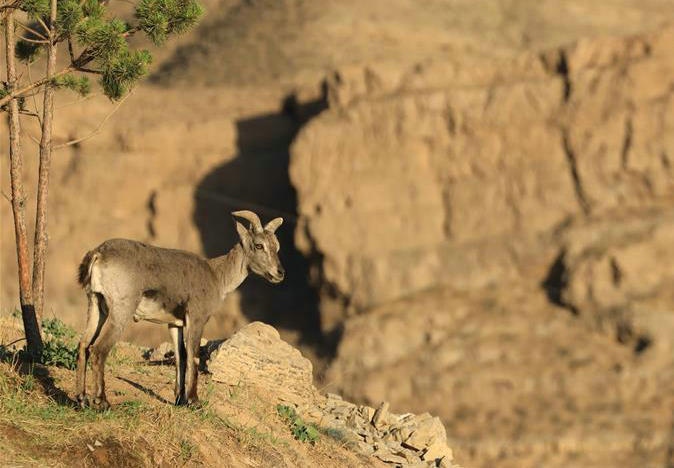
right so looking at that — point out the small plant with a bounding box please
[39,318,78,369]
[276,404,320,444]
[178,439,196,462]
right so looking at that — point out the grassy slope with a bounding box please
[0,340,373,467]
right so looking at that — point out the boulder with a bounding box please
[208,322,317,405]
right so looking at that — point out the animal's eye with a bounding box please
[255,243,263,250]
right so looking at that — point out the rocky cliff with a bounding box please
[2,2,674,466]
[290,27,674,341]
[289,26,674,466]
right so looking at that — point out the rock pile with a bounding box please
[207,322,459,467]
[301,395,458,468]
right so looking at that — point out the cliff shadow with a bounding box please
[193,93,327,347]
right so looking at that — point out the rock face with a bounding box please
[290,27,674,333]
[209,322,459,467]
[324,285,674,467]
[552,209,674,353]
[289,25,674,466]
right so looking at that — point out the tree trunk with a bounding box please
[4,10,44,359]
[31,0,58,328]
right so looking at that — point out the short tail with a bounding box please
[77,250,100,288]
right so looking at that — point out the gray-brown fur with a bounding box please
[75,210,284,409]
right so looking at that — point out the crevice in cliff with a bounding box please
[146,190,157,240]
[557,49,572,102]
[562,130,591,215]
[621,116,633,169]
[541,249,577,314]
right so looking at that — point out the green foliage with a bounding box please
[0,85,26,112]
[179,439,196,462]
[20,0,50,19]
[40,318,78,370]
[76,17,128,64]
[52,74,91,96]
[11,0,203,101]
[81,0,104,20]
[56,0,84,35]
[135,0,204,46]
[101,49,152,100]
[276,405,320,444]
[15,39,42,63]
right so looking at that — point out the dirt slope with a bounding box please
[1,318,443,467]
[154,0,674,87]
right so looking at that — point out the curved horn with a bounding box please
[264,217,283,233]
[232,210,263,232]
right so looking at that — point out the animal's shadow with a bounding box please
[192,94,327,348]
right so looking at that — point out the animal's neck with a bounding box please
[208,243,249,298]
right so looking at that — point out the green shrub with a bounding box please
[276,404,320,444]
[40,318,78,370]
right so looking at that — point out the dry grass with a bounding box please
[0,339,376,468]
[0,360,238,466]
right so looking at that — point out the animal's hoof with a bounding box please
[76,394,89,409]
[175,395,188,406]
[187,398,202,409]
[92,397,110,411]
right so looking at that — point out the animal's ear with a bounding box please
[264,217,283,233]
[235,221,252,248]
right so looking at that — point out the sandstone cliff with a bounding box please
[2,2,674,466]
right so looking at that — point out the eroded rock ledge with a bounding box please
[208,322,460,468]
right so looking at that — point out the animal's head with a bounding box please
[232,210,285,284]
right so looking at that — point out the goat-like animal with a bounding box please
[75,210,284,409]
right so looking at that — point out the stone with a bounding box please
[372,401,390,429]
[149,342,174,361]
[422,440,453,463]
[360,405,375,423]
[404,417,447,451]
[372,450,407,465]
[208,322,317,405]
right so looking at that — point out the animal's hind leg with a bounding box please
[89,297,134,410]
[75,293,106,408]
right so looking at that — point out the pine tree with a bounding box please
[1,0,203,360]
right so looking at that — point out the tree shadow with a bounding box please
[192,92,327,350]
[3,355,77,407]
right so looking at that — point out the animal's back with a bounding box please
[78,239,218,305]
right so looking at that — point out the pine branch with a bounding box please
[17,34,49,44]
[16,21,49,40]
[26,63,43,126]
[19,109,42,119]
[75,66,102,74]
[67,36,75,61]
[53,91,131,149]
[0,0,22,12]
[0,67,74,107]
[34,16,51,37]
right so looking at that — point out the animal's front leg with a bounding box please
[169,324,187,405]
[184,314,205,407]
